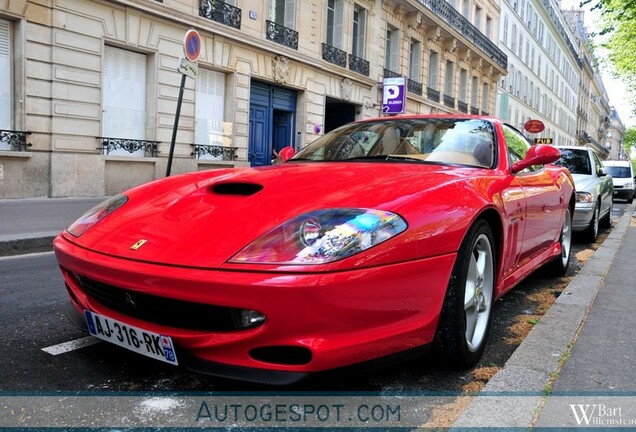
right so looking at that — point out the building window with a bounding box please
[326,0,344,48]
[485,16,493,39]
[195,69,226,158]
[428,51,439,90]
[352,5,366,58]
[471,76,479,107]
[409,39,421,82]
[462,0,470,18]
[385,25,399,72]
[474,6,482,31]
[503,15,508,45]
[270,0,295,29]
[445,60,455,97]
[511,24,517,52]
[0,18,11,134]
[459,68,468,102]
[102,46,147,156]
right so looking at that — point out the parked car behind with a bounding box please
[556,146,613,242]
[603,160,635,203]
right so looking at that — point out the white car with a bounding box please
[556,146,614,242]
[603,160,634,203]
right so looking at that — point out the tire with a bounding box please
[583,202,600,242]
[546,207,572,276]
[435,219,495,369]
[600,199,613,229]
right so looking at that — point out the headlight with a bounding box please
[576,192,593,204]
[624,180,634,189]
[230,209,407,265]
[66,194,128,237]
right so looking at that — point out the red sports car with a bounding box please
[54,115,575,384]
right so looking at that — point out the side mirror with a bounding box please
[512,144,561,174]
[278,146,295,162]
[598,167,608,177]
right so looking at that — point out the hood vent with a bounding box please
[211,182,263,196]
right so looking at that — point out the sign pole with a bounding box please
[166,73,186,177]
[166,29,201,177]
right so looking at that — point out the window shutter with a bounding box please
[284,0,296,29]
[0,19,11,130]
[102,46,146,155]
[195,68,225,156]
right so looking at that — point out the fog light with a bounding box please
[238,310,266,329]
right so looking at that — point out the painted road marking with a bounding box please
[42,336,102,355]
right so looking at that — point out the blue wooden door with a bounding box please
[248,104,269,166]
[273,110,293,153]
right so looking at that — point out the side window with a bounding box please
[591,151,603,176]
[503,124,536,173]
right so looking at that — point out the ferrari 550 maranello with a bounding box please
[54,115,575,384]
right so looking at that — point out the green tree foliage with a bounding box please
[581,0,636,110]
[622,126,636,160]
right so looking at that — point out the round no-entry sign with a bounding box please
[183,29,201,62]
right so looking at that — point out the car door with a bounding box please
[591,150,613,216]
[502,125,563,269]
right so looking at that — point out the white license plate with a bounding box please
[84,310,178,366]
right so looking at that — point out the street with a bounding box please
[1,203,628,413]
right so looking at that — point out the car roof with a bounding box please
[603,160,631,166]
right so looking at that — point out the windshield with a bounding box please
[605,166,632,178]
[556,149,591,175]
[292,118,496,168]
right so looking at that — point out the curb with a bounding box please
[452,203,635,428]
[0,232,58,256]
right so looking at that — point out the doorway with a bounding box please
[324,97,357,133]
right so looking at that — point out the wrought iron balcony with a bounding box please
[416,0,507,70]
[349,54,369,76]
[383,68,401,79]
[199,0,241,29]
[426,87,440,103]
[408,79,422,96]
[266,20,298,50]
[470,106,479,115]
[191,144,237,161]
[98,137,160,157]
[458,101,468,113]
[443,94,456,108]
[321,43,347,68]
[0,130,32,152]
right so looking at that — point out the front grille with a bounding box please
[76,276,249,331]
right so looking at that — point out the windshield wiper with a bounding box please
[344,155,426,163]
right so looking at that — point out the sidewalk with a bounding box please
[0,196,106,256]
[454,202,636,429]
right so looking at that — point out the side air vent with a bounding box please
[211,182,263,196]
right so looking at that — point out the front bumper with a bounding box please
[613,188,634,200]
[572,203,594,231]
[54,235,455,382]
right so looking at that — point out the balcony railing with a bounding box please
[426,87,440,102]
[458,101,468,113]
[98,137,160,157]
[443,94,456,108]
[0,130,32,151]
[383,68,401,79]
[408,79,422,96]
[416,0,507,70]
[199,0,241,29]
[191,144,237,161]
[470,106,480,115]
[348,54,369,76]
[266,20,298,50]
[321,43,347,68]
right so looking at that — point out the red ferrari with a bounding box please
[54,115,575,384]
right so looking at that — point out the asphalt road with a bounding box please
[0,203,628,403]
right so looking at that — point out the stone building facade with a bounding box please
[0,0,506,198]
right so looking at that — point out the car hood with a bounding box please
[66,162,472,268]
[570,174,597,192]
